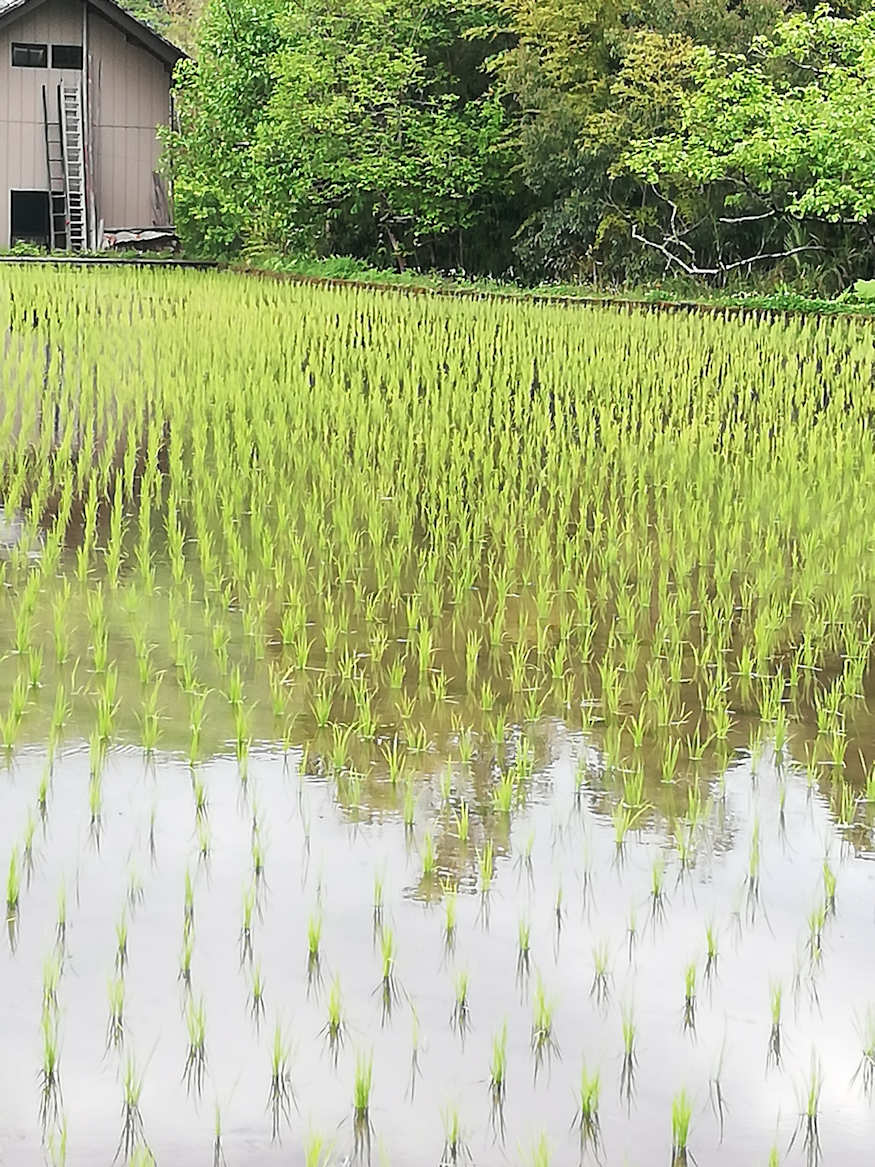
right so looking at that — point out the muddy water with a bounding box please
[0,655,874,1165]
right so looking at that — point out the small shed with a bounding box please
[0,0,184,251]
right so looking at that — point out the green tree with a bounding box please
[622,5,875,282]
[165,0,519,269]
[489,0,812,279]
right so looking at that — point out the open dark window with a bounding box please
[10,191,50,248]
[11,43,47,67]
[51,44,83,69]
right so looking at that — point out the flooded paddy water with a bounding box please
[0,267,874,1166]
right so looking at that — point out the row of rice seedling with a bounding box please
[1,266,875,1162]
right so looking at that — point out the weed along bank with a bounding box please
[0,0,184,251]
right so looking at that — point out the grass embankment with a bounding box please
[237,251,875,317]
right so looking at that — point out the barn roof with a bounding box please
[0,0,185,66]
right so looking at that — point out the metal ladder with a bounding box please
[41,86,67,250]
[60,86,85,251]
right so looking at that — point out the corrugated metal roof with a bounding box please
[0,0,185,63]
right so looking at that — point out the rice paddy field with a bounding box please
[1,267,874,1166]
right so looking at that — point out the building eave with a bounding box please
[0,0,187,66]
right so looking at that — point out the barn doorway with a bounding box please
[10,190,50,248]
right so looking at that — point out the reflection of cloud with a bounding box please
[0,506,43,559]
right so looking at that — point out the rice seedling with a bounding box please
[115,913,128,974]
[768,981,783,1069]
[822,860,836,915]
[422,831,436,880]
[531,976,558,1079]
[56,885,66,950]
[620,1003,637,1109]
[705,922,718,981]
[402,777,416,830]
[591,942,610,1005]
[307,909,322,985]
[451,969,470,1038]
[440,1105,472,1165]
[455,800,470,844]
[116,1052,147,1163]
[527,1133,550,1167]
[322,975,344,1064]
[789,1052,822,1163]
[43,950,61,1014]
[240,883,256,964]
[352,1051,373,1160]
[852,1008,875,1097]
[408,1005,422,1101]
[477,839,494,895]
[650,852,667,923]
[267,1021,294,1141]
[807,900,827,965]
[443,882,457,953]
[573,1064,601,1156]
[671,1089,692,1165]
[183,995,207,1097]
[379,926,398,1021]
[106,977,125,1050]
[489,1020,507,1135]
[683,964,697,1034]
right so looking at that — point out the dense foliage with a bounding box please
[162,0,875,285]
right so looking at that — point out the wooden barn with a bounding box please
[0,0,184,251]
